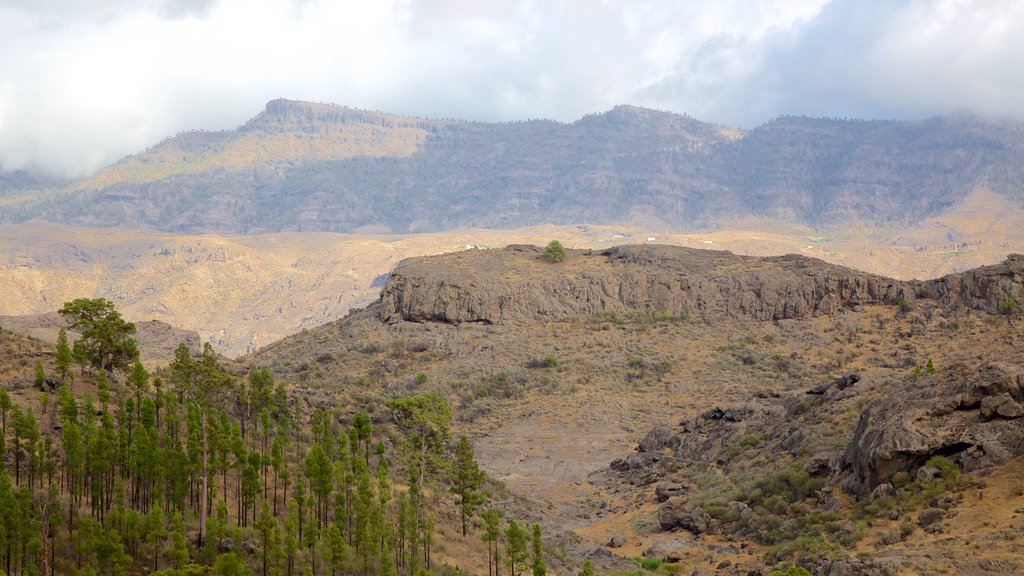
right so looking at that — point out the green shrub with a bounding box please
[771,567,812,576]
[528,354,559,369]
[633,557,663,571]
[891,471,912,489]
[543,240,568,263]
[1003,297,1020,315]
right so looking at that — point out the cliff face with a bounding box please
[926,253,1024,313]
[380,245,1024,326]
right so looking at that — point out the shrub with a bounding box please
[528,354,559,369]
[1004,297,1020,315]
[543,240,568,263]
[633,557,663,571]
[771,567,812,576]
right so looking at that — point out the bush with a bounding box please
[543,240,568,263]
[771,568,811,576]
[528,354,559,369]
[633,557,663,571]
[1004,297,1020,315]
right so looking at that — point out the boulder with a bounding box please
[808,373,861,395]
[918,508,945,527]
[916,466,941,484]
[658,498,711,535]
[658,496,690,531]
[655,481,686,502]
[869,483,894,501]
[607,535,625,548]
[843,361,1024,495]
[980,394,1024,420]
[639,426,677,453]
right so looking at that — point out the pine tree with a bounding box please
[505,520,527,576]
[579,560,596,576]
[482,508,501,576]
[167,510,189,569]
[56,328,71,383]
[451,435,485,537]
[35,360,46,390]
[41,483,62,576]
[388,392,451,485]
[255,502,275,576]
[0,388,11,434]
[530,524,545,576]
[146,504,165,573]
[170,342,233,547]
[58,298,139,373]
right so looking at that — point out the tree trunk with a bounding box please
[199,409,209,548]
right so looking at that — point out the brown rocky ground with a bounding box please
[248,245,1024,574]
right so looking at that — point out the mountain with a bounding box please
[246,244,1024,574]
[5,100,1024,234]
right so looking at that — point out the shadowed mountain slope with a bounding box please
[5,101,1024,234]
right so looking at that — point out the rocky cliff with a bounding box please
[380,244,913,325]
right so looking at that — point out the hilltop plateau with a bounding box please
[247,244,1024,575]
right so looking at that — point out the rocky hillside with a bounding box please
[4,100,1024,233]
[249,244,1024,575]
[0,311,200,368]
[379,244,910,325]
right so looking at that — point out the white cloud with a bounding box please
[1,0,1023,177]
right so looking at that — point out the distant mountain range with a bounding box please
[3,99,1024,234]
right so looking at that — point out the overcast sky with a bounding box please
[2,0,1022,177]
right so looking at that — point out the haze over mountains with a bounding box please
[4,99,1024,235]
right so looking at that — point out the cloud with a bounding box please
[1,0,1022,177]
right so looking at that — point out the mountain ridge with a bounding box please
[5,99,1024,234]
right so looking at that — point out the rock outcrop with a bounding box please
[843,361,1024,495]
[380,244,912,325]
[924,254,1024,315]
[380,246,1024,327]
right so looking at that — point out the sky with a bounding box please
[1,0,1023,178]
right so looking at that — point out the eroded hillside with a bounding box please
[250,245,1024,575]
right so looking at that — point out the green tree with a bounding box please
[482,509,501,576]
[579,560,596,576]
[505,520,527,576]
[213,552,253,576]
[530,524,545,576]
[304,444,333,529]
[389,392,452,485]
[451,436,485,537]
[167,510,189,569]
[542,241,567,263]
[55,328,71,383]
[170,342,234,546]
[58,298,139,373]
[147,504,166,573]
[128,359,149,420]
[35,360,46,390]
[254,502,275,576]
[0,388,11,434]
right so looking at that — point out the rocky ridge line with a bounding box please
[379,245,1024,326]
